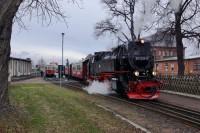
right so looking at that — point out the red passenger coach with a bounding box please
[45,65,57,77]
[71,62,83,79]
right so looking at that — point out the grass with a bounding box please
[0,83,134,133]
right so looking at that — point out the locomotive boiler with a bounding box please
[85,40,160,99]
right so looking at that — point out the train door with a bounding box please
[83,60,89,80]
[70,64,72,77]
[58,65,65,78]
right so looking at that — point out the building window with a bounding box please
[165,63,168,73]
[156,64,159,71]
[165,51,168,56]
[171,64,174,70]
[153,50,156,56]
[163,51,165,56]
[159,51,161,56]
[170,51,173,56]
[174,51,176,56]
[171,64,175,74]
[193,63,200,71]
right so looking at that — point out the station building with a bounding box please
[9,57,32,79]
[145,30,185,61]
[144,29,198,75]
[155,55,200,75]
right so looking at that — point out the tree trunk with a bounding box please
[175,12,185,76]
[0,25,11,105]
[0,0,22,105]
[129,1,135,41]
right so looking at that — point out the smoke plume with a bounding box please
[134,0,157,38]
[83,81,111,95]
[169,0,183,12]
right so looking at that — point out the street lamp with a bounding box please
[60,32,65,88]
[66,58,70,80]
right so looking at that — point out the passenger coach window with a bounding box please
[73,67,76,70]
[77,65,81,70]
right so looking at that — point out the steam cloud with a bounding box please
[169,0,183,12]
[134,0,157,37]
[134,0,183,38]
[83,81,112,95]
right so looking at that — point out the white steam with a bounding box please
[83,81,111,95]
[134,0,183,37]
[134,0,157,37]
[169,0,183,12]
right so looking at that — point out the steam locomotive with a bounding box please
[66,40,160,99]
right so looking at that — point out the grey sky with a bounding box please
[11,0,114,65]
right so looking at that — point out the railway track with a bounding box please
[104,95,200,129]
[145,101,200,123]
[48,79,200,129]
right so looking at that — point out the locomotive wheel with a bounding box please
[116,75,128,97]
[116,78,128,98]
[116,85,126,97]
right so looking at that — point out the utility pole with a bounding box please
[67,59,70,80]
[60,32,65,88]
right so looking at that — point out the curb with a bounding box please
[160,90,200,100]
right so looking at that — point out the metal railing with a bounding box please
[156,75,200,96]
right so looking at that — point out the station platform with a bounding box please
[158,91,200,112]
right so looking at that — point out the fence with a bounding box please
[156,75,200,96]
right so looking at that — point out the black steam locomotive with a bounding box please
[86,40,160,99]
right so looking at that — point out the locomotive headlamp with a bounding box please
[140,39,144,44]
[152,71,157,76]
[134,71,139,76]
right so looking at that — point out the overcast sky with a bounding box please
[11,0,199,65]
[11,0,115,65]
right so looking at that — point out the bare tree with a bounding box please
[95,0,137,44]
[37,57,46,67]
[0,0,73,105]
[152,0,200,75]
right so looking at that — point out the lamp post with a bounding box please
[66,59,70,80]
[60,32,65,88]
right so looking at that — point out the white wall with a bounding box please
[9,58,32,78]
